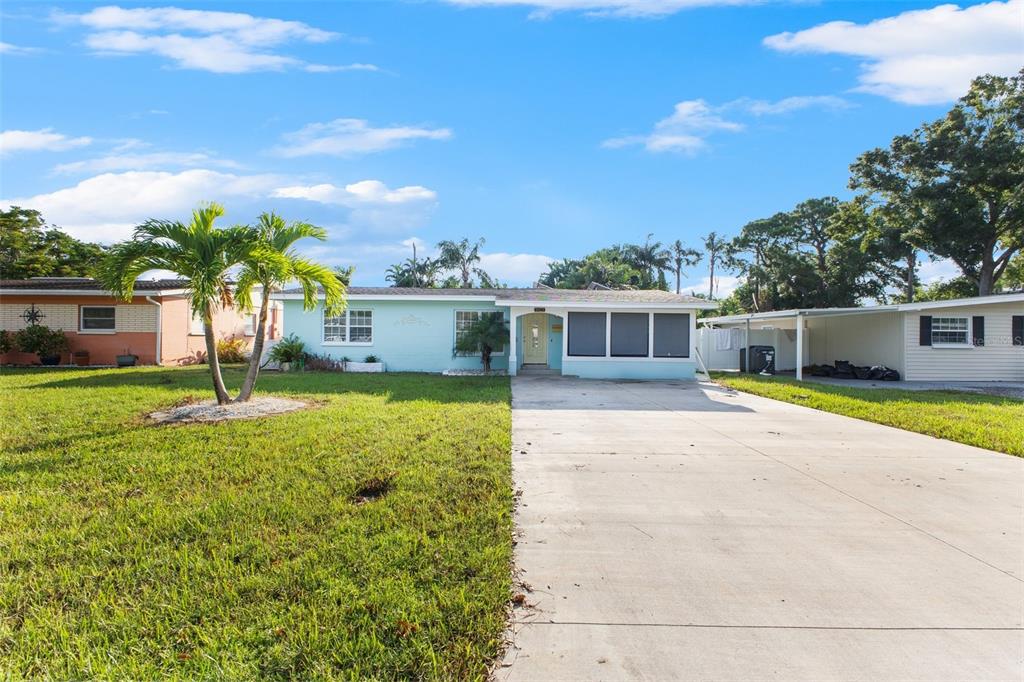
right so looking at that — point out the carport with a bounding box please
[699,306,902,381]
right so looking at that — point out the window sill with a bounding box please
[188,332,205,337]
[323,341,374,346]
[566,355,693,362]
[77,330,116,335]
[931,343,974,349]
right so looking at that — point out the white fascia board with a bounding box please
[0,288,186,297]
[271,293,501,303]
[701,306,899,325]
[505,300,717,310]
[897,293,1024,312]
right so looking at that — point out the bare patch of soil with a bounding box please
[149,396,307,424]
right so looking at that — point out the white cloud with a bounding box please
[731,95,852,116]
[918,257,960,284]
[53,151,240,174]
[59,5,375,74]
[443,0,758,18]
[0,41,40,55]
[272,180,439,233]
[603,99,743,154]
[272,119,452,157]
[1,129,93,156]
[764,0,1024,105]
[604,94,853,153]
[478,252,554,285]
[2,169,280,242]
[272,180,437,205]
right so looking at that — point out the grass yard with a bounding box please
[0,366,513,680]
[713,373,1024,457]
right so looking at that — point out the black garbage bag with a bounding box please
[833,360,855,378]
[853,366,872,380]
[811,364,834,377]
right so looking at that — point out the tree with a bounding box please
[234,213,345,403]
[623,234,671,289]
[332,265,355,287]
[386,243,441,287]
[436,237,495,288]
[0,206,104,278]
[99,204,255,405]
[701,232,730,300]
[728,198,891,312]
[453,312,508,371]
[669,240,702,295]
[538,248,641,289]
[850,70,1024,296]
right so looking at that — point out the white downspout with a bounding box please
[146,296,162,365]
[795,312,804,381]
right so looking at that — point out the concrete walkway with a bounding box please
[501,376,1023,681]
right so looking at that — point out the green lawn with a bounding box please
[0,366,513,680]
[713,373,1024,457]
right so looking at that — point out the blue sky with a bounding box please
[2,0,1021,288]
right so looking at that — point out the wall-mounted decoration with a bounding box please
[20,303,45,326]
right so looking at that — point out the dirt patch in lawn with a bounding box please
[149,396,308,424]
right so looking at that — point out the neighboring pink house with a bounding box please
[0,278,281,366]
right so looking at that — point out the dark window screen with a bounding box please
[610,313,649,357]
[653,313,689,358]
[568,312,606,357]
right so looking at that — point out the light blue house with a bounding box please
[271,287,716,380]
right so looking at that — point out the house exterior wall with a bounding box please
[282,299,510,373]
[512,306,698,380]
[159,296,274,365]
[0,294,160,365]
[903,302,1024,381]
[806,312,904,375]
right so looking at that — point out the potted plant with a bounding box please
[73,349,91,367]
[346,354,385,373]
[116,348,139,367]
[268,334,306,371]
[14,325,69,366]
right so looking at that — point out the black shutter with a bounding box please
[972,316,985,346]
[1013,316,1024,346]
[919,316,932,346]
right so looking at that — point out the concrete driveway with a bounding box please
[501,376,1023,681]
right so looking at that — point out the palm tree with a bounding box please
[437,237,486,288]
[386,242,441,287]
[670,240,702,294]
[234,212,345,403]
[702,231,730,300]
[99,203,254,404]
[625,234,671,288]
[453,312,508,371]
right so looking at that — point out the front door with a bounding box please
[522,313,548,365]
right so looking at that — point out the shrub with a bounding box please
[363,354,380,363]
[0,330,12,355]
[14,325,69,358]
[216,337,249,363]
[304,353,344,371]
[268,334,306,364]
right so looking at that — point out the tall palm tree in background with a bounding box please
[702,231,730,300]
[437,237,486,287]
[626,234,671,288]
[99,203,254,405]
[670,240,702,294]
[234,212,345,403]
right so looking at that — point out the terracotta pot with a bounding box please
[73,351,90,367]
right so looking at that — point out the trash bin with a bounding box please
[739,345,775,374]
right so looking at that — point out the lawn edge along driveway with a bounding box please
[713,373,1024,457]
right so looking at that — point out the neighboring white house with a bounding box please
[698,293,1024,382]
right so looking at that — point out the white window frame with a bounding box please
[931,316,971,347]
[244,313,257,337]
[79,305,116,334]
[322,308,374,346]
[454,310,507,356]
[189,307,205,336]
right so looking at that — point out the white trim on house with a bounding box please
[270,291,718,310]
[321,308,374,346]
[1,288,188,297]
[78,305,117,334]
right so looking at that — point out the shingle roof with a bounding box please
[0,278,189,291]
[284,286,711,306]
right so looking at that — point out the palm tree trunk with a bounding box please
[236,287,270,403]
[708,260,715,300]
[675,265,681,294]
[203,304,231,405]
